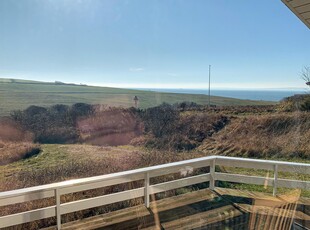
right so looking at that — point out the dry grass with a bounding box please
[1,109,310,229]
[0,118,32,142]
[0,144,206,191]
[0,141,40,166]
[199,105,276,115]
[0,144,208,229]
[78,107,143,146]
[143,112,229,151]
[199,112,310,159]
[0,119,39,165]
[1,133,309,229]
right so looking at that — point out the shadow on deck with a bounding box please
[46,188,309,230]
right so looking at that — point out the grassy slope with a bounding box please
[198,112,310,159]
[197,111,310,196]
[0,78,275,116]
[1,111,309,195]
[1,143,309,196]
[0,144,205,191]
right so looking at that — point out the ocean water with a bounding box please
[137,89,308,102]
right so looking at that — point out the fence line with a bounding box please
[0,156,309,229]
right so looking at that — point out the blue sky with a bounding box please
[0,0,309,89]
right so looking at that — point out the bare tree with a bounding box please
[301,66,310,86]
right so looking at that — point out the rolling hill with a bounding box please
[0,78,275,116]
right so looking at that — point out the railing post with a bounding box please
[209,159,215,190]
[144,172,150,208]
[55,188,61,230]
[273,164,278,196]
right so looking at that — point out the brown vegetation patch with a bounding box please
[0,141,40,165]
[144,111,229,151]
[78,108,143,146]
[277,94,310,112]
[201,105,276,115]
[199,112,310,159]
[0,118,38,165]
[0,118,32,142]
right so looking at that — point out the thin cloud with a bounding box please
[129,67,144,72]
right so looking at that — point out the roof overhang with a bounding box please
[282,0,310,29]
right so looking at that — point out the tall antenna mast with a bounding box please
[208,65,211,107]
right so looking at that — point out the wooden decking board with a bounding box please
[102,190,243,230]
[149,199,231,224]
[234,203,310,220]
[64,205,150,230]
[215,187,310,205]
[216,187,310,229]
[150,189,217,213]
[41,188,309,230]
[42,205,151,230]
[160,204,243,230]
[100,189,223,230]
[215,187,279,201]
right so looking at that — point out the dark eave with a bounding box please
[282,0,310,29]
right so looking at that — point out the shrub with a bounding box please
[70,103,94,121]
[300,96,310,111]
[143,109,229,151]
[206,113,310,159]
[278,94,310,112]
[142,103,179,138]
[173,101,202,111]
[11,104,81,144]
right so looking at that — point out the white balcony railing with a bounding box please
[0,156,309,229]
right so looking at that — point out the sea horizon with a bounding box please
[132,88,309,102]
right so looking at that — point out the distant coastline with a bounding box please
[134,88,309,102]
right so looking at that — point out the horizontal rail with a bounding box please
[61,188,144,215]
[0,189,55,207]
[215,156,310,174]
[0,206,56,228]
[0,156,214,203]
[215,173,310,190]
[215,173,274,186]
[59,174,144,195]
[150,160,210,177]
[277,178,310,190]
[150,174,211,194]
[61,174,211,215]
[0,155,309,229]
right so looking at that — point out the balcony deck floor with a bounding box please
[45,188,310,230]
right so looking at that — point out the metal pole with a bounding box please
[208,65,211,107]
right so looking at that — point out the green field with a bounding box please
[0,78,275,116]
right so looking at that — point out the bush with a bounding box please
[10,103,94,144]
[142,103,179,138]
[143,108,229,151]
[173,101,202,111]
[300,96,310,111]
[278,94,310,112]
[70,103,94,121]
